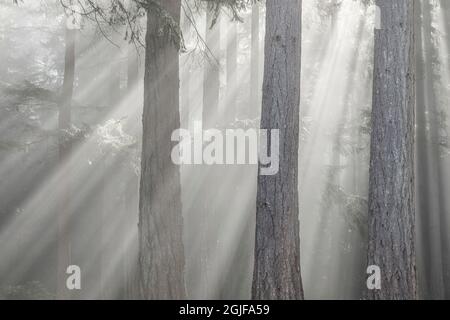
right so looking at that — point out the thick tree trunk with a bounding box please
[366,0,417,300]
[138,0,186,299]
[57,26,75,300]
[252,0,303,300]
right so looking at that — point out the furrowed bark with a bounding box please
[138,0,186,299]
[252,0,304,300]
[366,0,417,300]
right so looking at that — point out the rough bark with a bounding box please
[56,26,75,300]
[366,0,417,300]
[252,0,303,300]
[138,0,186,299]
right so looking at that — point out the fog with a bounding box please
[1,0,450,300]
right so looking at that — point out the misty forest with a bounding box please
[1,0,450,300]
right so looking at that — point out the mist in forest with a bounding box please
[1,0,450,300]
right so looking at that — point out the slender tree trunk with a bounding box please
[415,1,434,299]
[226,20,238,124]
[197,8,221,298]
[421,0,450,299]
[249,2,260,121]
[366,0,417,300]
[180,10,191,129]
[181,61,191,129]
[416,0,446,299]
[56,25,75,300]
[252,0,303,300]
[203,9,220,129]
[123,45,140,300]
[108,58,121,107]
[124,174,139,300]
[138,0,186,299]
[181,56,191,129]
[127,47,139,91]
[439,0,450,58]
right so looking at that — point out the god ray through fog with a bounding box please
[171,121,279,176]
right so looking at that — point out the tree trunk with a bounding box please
[366,0,417,300]
[127,46,139,91]
[196,8,222,298]
[439,0,450,62]
[415,0,446,299]
[203,9,221,129]
[252,0,303,300]
[56,25,75,300]
[249,2,260,120]
[138,0,186,299]
[415,0,434,299]
[180,10,191,129]
[226,20,238,124]
[421,0,450,299]
[124,43,140,300]
[108,57,121,107]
